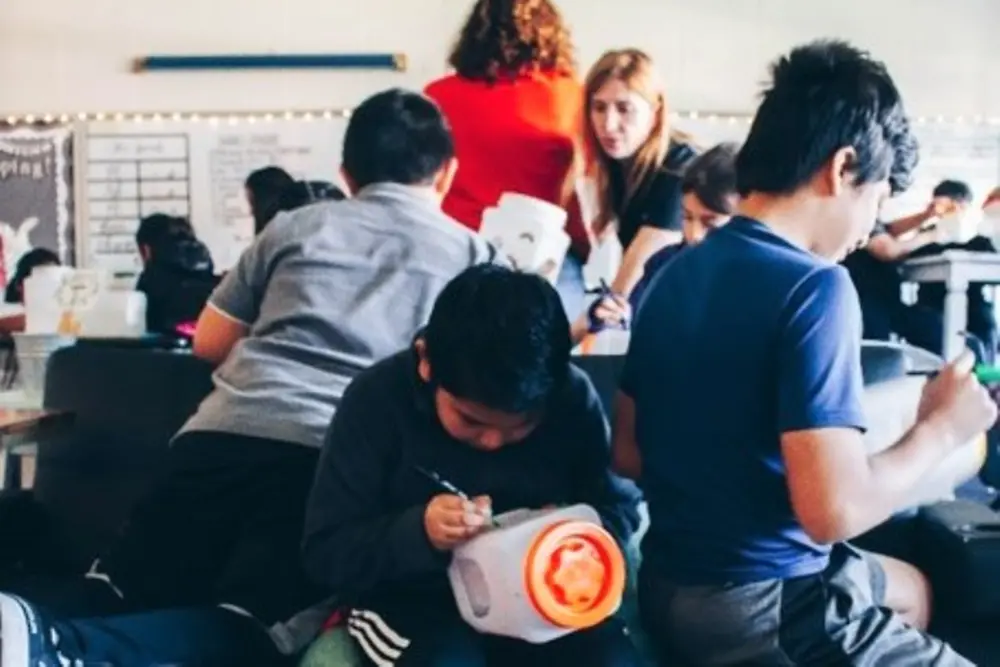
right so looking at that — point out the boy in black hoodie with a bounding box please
[134,213,219,335]
[302,264,642,667]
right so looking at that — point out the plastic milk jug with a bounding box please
[864,375,987,505]
[479,193,571,285]
[448,504,626,644]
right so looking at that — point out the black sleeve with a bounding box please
[564,370,642,546]
[301,375,447,598]
[638,171,684,233]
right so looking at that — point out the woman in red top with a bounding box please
[425,0,589,316]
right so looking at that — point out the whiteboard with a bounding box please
[672,116,1000,219]
[78,117,348,273]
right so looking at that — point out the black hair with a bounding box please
[664,139,699,173]
[681,142,740,215]
[245,166,296,229]
[254,180,347,235]
[932,179,974,204]
[277,180,345,216]
[423,264,571,414]
[135,213,195,250]
[736,40,918,198]
[342,88,455,190]
[5,247,60,304]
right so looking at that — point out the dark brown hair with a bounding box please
[448,0,575,82]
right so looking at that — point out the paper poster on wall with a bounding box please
[0,127,74,281]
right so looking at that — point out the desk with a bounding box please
[899,251,1000,360]
[0,408,72,489]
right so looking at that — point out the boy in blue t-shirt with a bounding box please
[613,40,997,665]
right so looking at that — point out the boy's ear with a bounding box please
[339,167,358,196]
[414,338,432,383]
[431,157,459,197]
[827,146,858,197]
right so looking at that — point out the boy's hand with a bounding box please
[918,351,997,449]
[424,494,491,551]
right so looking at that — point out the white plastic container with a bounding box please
[864,376,987,505]
[582,233,623,291]
[448,504,626,644]
[12,332,76,403]
[480,193,571,285]
[24,267,146,338]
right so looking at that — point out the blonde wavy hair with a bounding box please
[583,49,669,237]
[448,0,576,82]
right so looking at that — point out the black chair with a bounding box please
[31,344,213,567]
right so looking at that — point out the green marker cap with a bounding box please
[974,365,1000,384]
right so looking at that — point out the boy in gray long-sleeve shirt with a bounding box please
[0,89,502,667]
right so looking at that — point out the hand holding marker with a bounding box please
[586,279,630,334]
[415,465,499,528]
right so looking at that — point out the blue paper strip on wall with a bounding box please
[134,53,407,72]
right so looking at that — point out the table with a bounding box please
[899,251,1000,360]
[0,408,73,489]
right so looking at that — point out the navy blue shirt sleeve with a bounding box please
[777,266,866,434]
[301,373,447,598]
[562,369,642,545]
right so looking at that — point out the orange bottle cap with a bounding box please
[523,519,625,630]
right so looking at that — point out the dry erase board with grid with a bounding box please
[77,117,348,273]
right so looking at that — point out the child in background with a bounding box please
[245,166,295,234]
[615,40,994,665]
[572,142,739,341]
[134,213,218,336]
[302,264,642,667]
[628,141,739,310]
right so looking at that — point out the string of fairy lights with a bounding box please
[1,109,999,128]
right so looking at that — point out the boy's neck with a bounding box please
[737,192,824,256]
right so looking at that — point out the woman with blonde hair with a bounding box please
[584,49,684,298]
[425,0,592,317]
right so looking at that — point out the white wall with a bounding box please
[2,0,999,118]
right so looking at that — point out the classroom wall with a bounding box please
[1,0,999,118]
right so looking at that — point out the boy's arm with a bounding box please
[611,392,641,481]
[568,371,642,546]
[778,267,954,543]
[301,377,446,598]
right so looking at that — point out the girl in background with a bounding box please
[245,166,295,235]
[246,166,346,235]
[573,143,740,344]
[425,0,590,317]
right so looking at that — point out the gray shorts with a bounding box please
[638,544,973,666]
